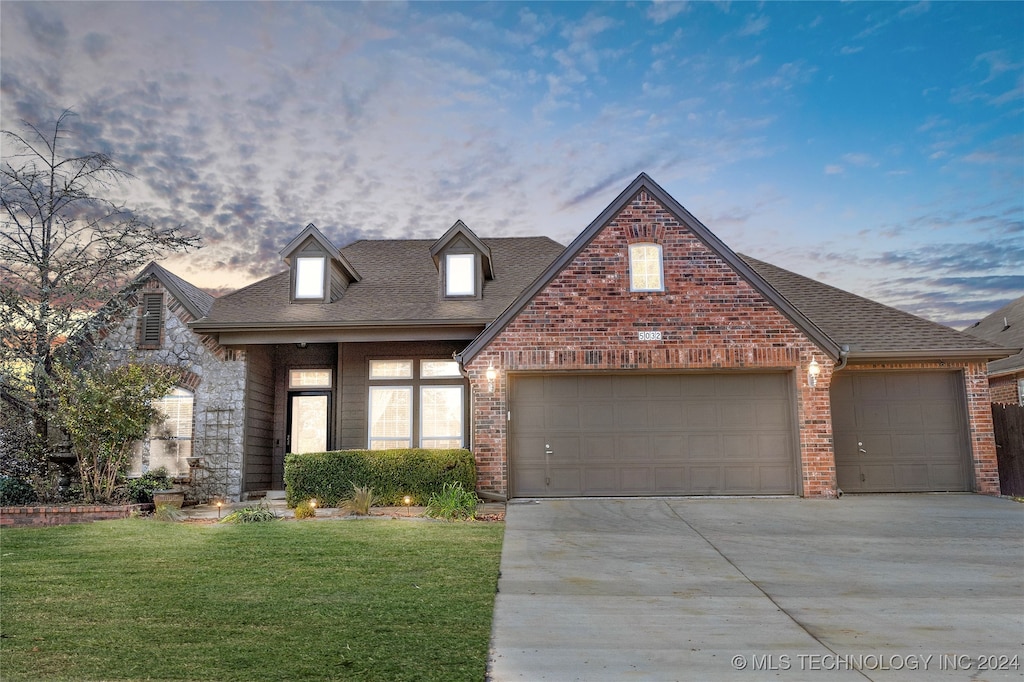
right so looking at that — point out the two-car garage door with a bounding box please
[509,373,796,497]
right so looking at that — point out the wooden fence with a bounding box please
[993,403,1024,497]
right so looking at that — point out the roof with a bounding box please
[962,295,1024,374]
[459,173,841,364]
[192,236,564,331]
[137,262,215,319]
[741,256,1014,361]
[279,223,360,282]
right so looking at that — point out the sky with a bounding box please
[1,1,1021,329]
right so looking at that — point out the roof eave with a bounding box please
[189,318,495,333]
[845,348,1021,363]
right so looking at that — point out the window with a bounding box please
[1019,378,1024,407]
[369,360,413,379]
[629,243,664,292]
[289,369,332,389]
[367,358,465,449]
[129,387,193,478]
[445,253,475,296]
[369,386,412,449]
[420,360,461,378]
[421,385,464,448]
[139,293,163,348]
[295,256,326,299]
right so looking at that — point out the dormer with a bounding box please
[429,220,493,300]
[280,223,361,303]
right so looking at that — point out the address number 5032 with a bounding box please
[638,330,662,341]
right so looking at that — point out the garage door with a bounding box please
[509,373,796,497]
[831,372,970,493]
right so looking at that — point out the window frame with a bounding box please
[367,357,468,449]
[419,384,464,449]
[130,386,194,478]
[628,243,665,293]
[368,385,414,450]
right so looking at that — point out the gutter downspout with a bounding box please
[834,344,850,371]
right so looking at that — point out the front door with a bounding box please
[287,391,330,454]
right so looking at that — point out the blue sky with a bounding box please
[2,1,1021,328]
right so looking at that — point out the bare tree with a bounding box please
[1,109,200,456]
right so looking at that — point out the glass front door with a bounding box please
[288,392,330,453]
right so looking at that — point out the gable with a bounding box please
[459,173,838,364]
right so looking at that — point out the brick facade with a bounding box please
[465,189,837,497]
[464,189,1002,499]
[989,372,1023,405]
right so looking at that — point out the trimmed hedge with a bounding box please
[284,448,475,508]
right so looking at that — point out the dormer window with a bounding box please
[294,256,326,300]
[629,243,664,292]
[446,253,476,297]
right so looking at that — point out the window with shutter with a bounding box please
[139,293,164,348]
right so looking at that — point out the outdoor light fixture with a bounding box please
[310,499,317,510]
[807,359,821,388]
[216,500,223,519]
[403,495,412,517]
[486,363,497,393]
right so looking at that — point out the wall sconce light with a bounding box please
[403,495,412,517]
[807,359,821,388]
[486,363,497,393]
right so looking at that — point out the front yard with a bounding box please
[0,518,503,681]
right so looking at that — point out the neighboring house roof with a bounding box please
[741,256,1012,360]
[136,262,215,319]
[192,236,564,331]
[963,295,1024,375]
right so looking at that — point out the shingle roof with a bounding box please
[741,255,1011,358]
[962,295,1024,374]
[138,262,215,319]
[193,236,565,330]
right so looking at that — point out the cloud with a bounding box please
[647,1,690,25]
[824,165,844,175]
[737,15,770,37]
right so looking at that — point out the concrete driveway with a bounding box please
[488,495,1024,681]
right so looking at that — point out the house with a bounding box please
[106,174,1015,501]
[963,296,1024,406]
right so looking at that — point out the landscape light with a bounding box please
[403,495,412,517]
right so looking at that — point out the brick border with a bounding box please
[0,504,151,527]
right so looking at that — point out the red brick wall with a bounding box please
[465,188,838,498]
[0,504,148,527]
[989,373,1023,405]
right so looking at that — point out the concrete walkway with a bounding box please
[488,495,1024,681]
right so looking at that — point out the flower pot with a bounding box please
[152,490,185,509]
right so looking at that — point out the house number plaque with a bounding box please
[638,330,662,341]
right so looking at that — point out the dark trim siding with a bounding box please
[243,345,275,493]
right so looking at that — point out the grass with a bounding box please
[0,518,504,681]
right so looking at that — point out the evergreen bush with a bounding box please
[284,449,475,508]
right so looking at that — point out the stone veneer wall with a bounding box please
[464,188,836,498]
[93,276,247,501]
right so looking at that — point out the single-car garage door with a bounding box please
[509,373,796,497]
[831,372,970,493]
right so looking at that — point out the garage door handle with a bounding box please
[545,444,554,456]
[858,441,867,453]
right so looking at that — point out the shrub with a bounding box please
[123,468,173,504]
[0,475,37,506]
[152,503,186,522]
[342,484,375,516]
[425,482,477,521]
[221,504,277,524]
[284,448,475,508]
[293,500,316,519]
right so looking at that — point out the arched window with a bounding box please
[129,387,194,478]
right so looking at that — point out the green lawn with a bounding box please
[0,518,504,681]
